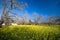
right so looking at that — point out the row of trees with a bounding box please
[0,0,60,27]
[7,13,60,25]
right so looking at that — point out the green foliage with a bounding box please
[0,25,60,40]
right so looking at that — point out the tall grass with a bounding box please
[0,25,60,40]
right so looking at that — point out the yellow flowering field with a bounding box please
[0,25,60,40]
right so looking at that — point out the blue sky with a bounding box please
[0,0,60,19]
[24,0,60,16]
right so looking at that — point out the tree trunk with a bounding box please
[0,20,4,28]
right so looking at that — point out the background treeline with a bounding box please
[0,0,60,27]
[13,13,60,25]
[1,13,60,25]
[0,13,60,26]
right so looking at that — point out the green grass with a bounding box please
[0,25,60,40]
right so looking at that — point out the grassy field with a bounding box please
[0,25,60,40]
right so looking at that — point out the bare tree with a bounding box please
[55,16,60,25]
[28,19,33,25]
[47,15,56,25]
[21,13,29,24]
[0,0,27,26]
[33,12,38,25]
[33,12,42,25]
[37,16,43,25]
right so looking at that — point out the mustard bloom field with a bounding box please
[0,25,60,40]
